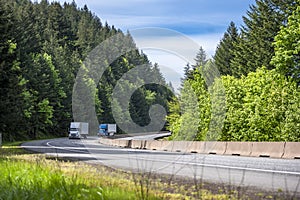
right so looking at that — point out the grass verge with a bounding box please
[0,145,231,200]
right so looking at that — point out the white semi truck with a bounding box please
[69,122,89,139]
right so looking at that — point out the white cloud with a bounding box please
[129,28,223,92]
[130,28,200,64]
[131,28,222,66]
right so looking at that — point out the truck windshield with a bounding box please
[70,128,78,131]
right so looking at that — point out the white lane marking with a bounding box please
[46,141,89,154]
[129,156,300,176]
[46,153,94,158]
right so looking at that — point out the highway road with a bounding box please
[22,137,300,196]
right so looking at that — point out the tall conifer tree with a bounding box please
[214,21,238,76]
[231,0,297,77]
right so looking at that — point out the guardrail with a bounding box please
[99,138,300,159]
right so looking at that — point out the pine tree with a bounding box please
[182,63,194,80]
[194,46,208,68]
[0,41,29,141]
[14,0,41,57]
[0,1,29,141]
[214,21,239,76]
[24,53,65,138]
[231,0,297,77]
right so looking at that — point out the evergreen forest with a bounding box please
[0,0,172,141]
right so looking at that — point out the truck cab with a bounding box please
[69,127,80,139]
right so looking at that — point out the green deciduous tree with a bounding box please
[222,67,300,141]
[167,64,300,142]
[271,3,300,84]
[167,65,211,141]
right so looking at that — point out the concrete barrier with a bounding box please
[161,141,191,152]
[283,142,300,159]
[144,140,162,150]
[202,142,227,155]
[131,140,144,149]
[117,140,130,148]
[187,141,205,153]
[99,138,300,159]
[251,142,285,158]
[225,142,252,156]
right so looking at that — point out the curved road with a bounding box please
[22,137,300,196]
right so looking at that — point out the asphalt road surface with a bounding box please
[22,137,300,196]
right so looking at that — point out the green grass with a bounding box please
[2,141,28,146]
[0,159,103,199]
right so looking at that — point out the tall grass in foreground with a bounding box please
[0,156,233,200]
[0,157,132,200]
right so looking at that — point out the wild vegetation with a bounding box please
[167,0,300,141]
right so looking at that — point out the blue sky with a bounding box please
[64,0,254,34]
[48,0,255,54]
[49,0,255,90]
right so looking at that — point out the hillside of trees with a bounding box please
[167,0,300,141]
[0,0,172,141]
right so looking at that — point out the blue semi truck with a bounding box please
[99,124,117,136]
